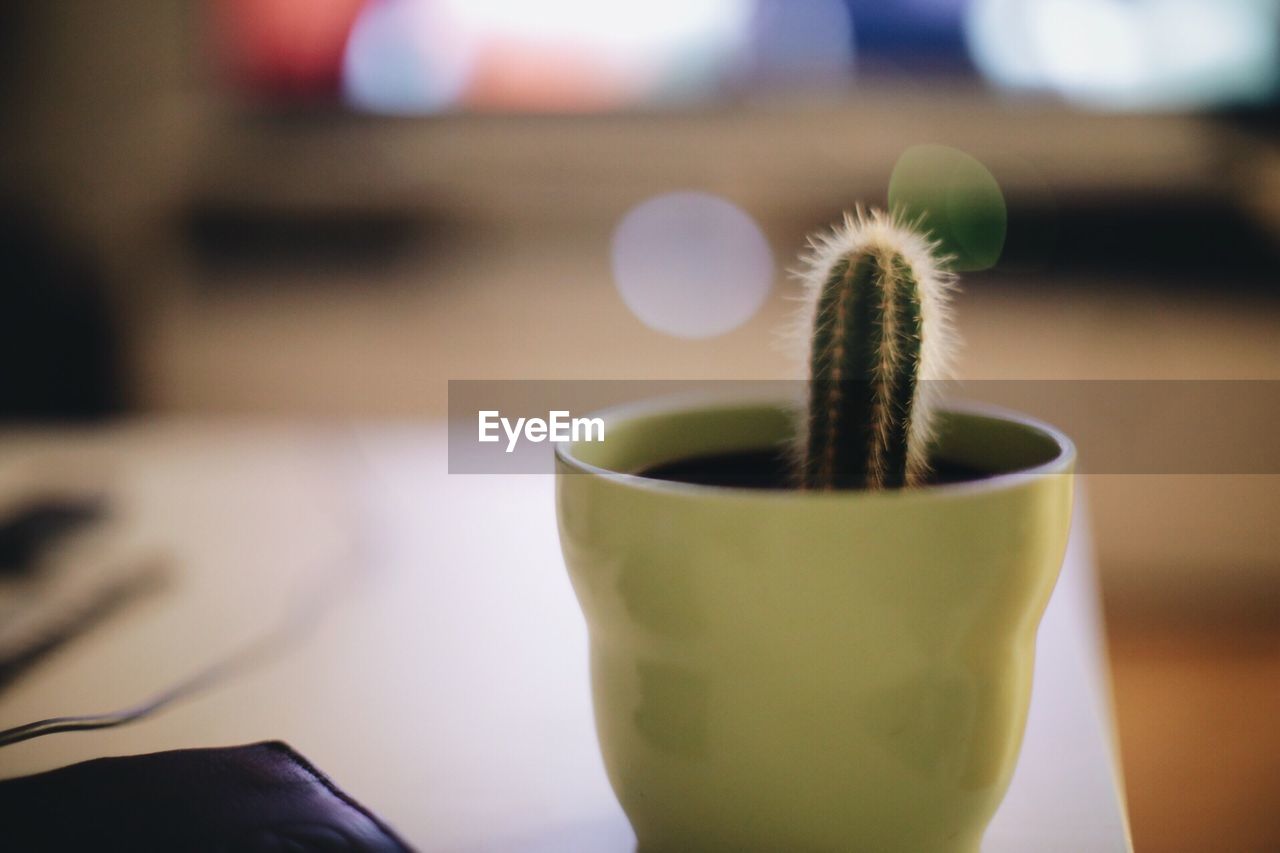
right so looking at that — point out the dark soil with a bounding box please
[640,448,994,490]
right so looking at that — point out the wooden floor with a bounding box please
[1107,602,1280,853]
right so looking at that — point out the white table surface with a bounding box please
[0,422,1132,851]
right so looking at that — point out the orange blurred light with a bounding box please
[446,0,753,111]
[464,39,645,112]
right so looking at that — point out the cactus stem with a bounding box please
[790,208,958,490]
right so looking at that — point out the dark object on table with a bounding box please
[0,741,414,852]
[0,497,106,574]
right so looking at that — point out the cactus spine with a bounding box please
[795,208,956,490]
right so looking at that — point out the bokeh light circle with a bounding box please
[745,0,855,86]
[888,145,1007,272]
[964,0,1279,111]
[611,192,774,339]
[342,0,474,114]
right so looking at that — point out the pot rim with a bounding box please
[554,395,1075,502]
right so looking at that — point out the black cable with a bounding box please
[0,431,369,750]
[0,566,336,749]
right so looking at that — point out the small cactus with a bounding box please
[794,208,957,490]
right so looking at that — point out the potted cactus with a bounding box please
[556,209,1075,852]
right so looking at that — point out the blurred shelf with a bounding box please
[187,87,1235,223]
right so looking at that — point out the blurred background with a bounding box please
[1,2,1277,849]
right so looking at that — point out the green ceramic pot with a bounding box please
[556,398,1075,853]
